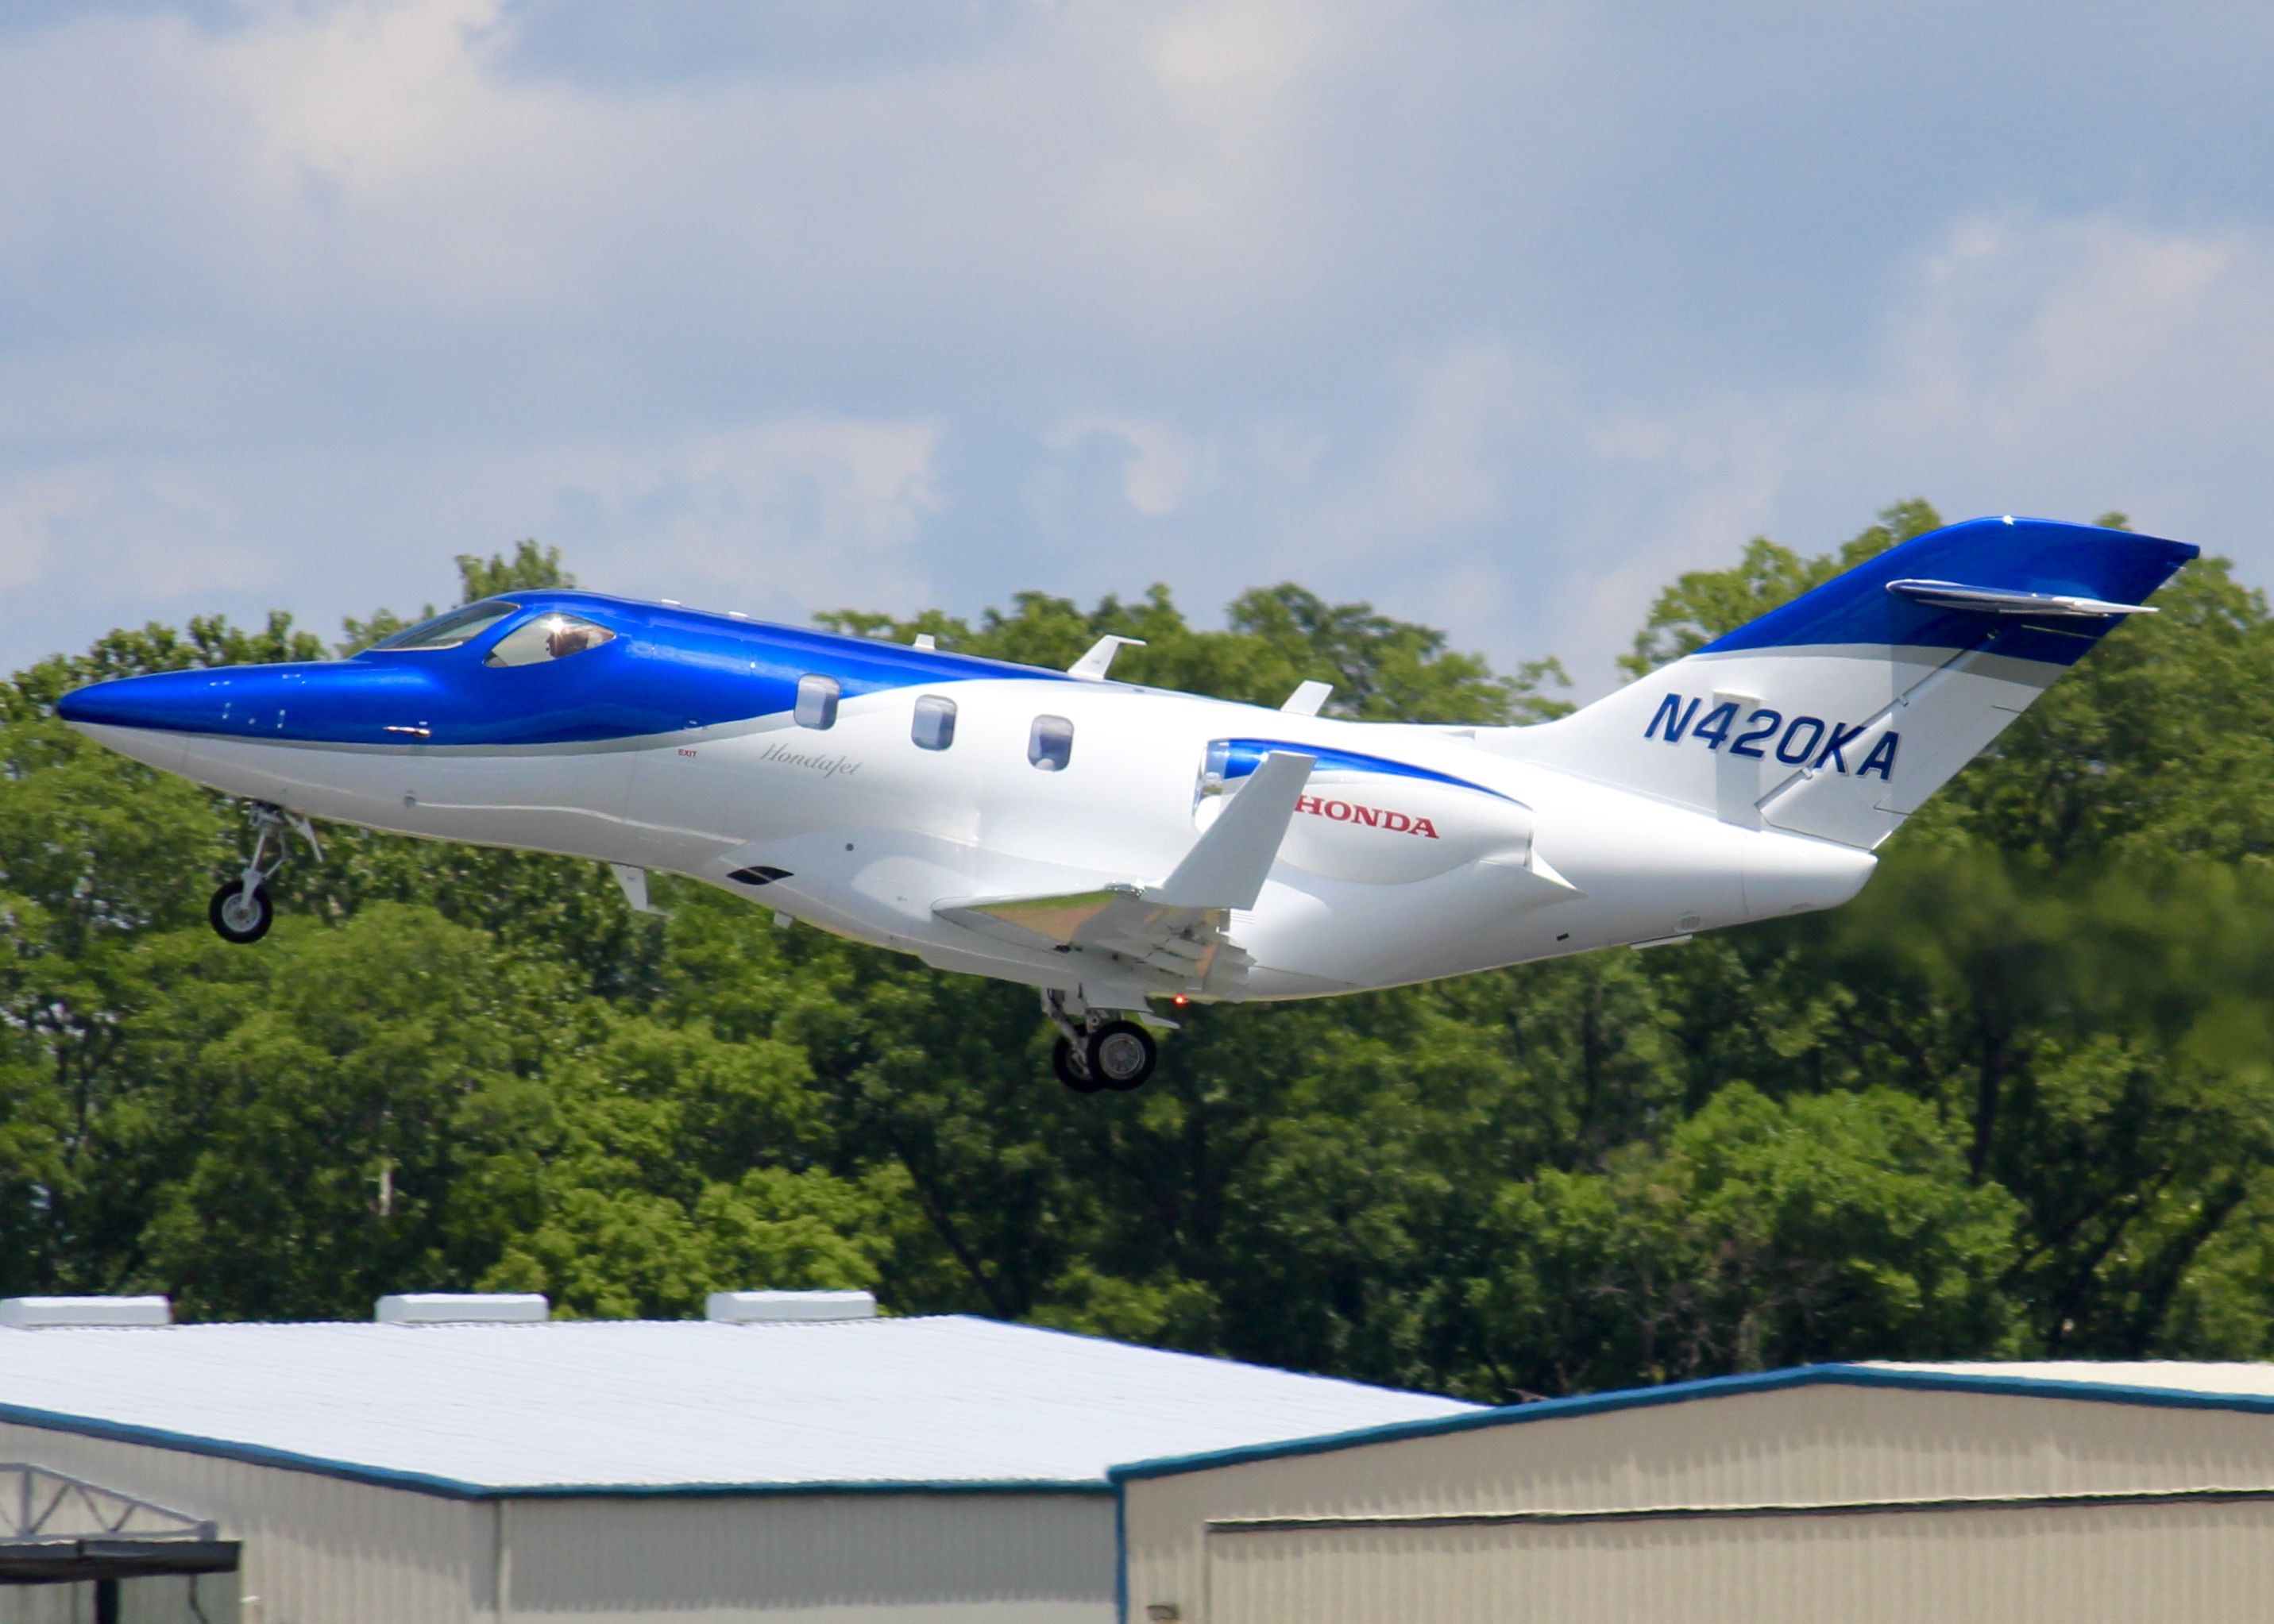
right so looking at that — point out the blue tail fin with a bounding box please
[1505,518,2198,847]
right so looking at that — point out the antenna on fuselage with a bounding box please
[1068,635,1145,681]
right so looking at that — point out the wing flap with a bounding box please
[936,750,1315,990]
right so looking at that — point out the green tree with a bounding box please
[1473,1086,2024,1393]
[6,507,2274,1412]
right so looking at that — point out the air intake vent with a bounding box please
[376,1293,549,1325]
[0,1296,172,1329]
[706,1290,877,1324]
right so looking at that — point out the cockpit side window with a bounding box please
[484,614,618,668]
[371,600,521,652]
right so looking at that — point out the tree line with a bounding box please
[2,502,2269,1401]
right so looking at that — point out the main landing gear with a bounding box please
[208,802,322,945]
[1044,990,1160,1094]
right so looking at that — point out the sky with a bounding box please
[2,0,2271,694]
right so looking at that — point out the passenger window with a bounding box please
[1029,715,1074,771]
[484,614,616,667]
[912,695,957,751]
[795,674,840,730]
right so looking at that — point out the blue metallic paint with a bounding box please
[1214,738,1517,801]
[1697,518,2198,666]
[56,592,1072,749]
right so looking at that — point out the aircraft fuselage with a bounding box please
[60,589,1873,1009]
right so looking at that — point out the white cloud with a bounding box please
[1511,212,2274,688]
[1041,414,1199,517]
[550,415,949,616]
[0,459,269,606]
[0,412,944,669]
[3,2,2273,698]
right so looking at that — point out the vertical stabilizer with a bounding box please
[1499,518,2196,849]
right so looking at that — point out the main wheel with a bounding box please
[1052,1036,1104,1094]
[1084,1020,1157,1091]
[208,881,273,944]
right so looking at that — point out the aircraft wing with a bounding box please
[936,751,1315,986]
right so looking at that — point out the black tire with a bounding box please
[1084,1020,1157,1091]
[1052,1036,1104,1094]
[209,881,273,944]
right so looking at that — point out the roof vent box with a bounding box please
[0,1296,172,1329]
[707,1290,877,1324]
[376,1293,550,1326]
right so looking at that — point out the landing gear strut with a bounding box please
[208,802,322,946]
[1044,991,1160,1093]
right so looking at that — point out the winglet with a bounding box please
[1151,751,1314,909]
[1280,680,1333,716]
[1069,635,1146,680]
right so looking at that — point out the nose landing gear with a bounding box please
[1044,991,1160,1093]
[207,803,322,945]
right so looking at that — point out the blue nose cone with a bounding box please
[57,669,232,734]
[59,660,444,747]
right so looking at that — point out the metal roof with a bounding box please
[1110,1360,2274,1483]
[0,1315,1473,1498]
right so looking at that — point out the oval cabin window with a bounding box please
[1029,715,1074,771]
[796,674,840,730]
[912,695,957,751]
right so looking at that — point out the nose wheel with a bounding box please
[209,802,322,946]
[1044,993,1160,1093]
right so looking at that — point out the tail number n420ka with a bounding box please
[1645,694,1898,780]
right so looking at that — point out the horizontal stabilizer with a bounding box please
[1884,579,2158,619]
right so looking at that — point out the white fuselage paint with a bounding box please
[77,673,1878,1005]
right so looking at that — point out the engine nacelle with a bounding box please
[1197,741,1535,885]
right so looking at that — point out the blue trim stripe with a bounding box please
[1216,739,1516,802]
[1697,518,2196,667]
[0,1397,1109,1502]
[1106,1363,2274,1484]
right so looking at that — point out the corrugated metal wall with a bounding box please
[0,1419,1119,1622]
[505,1492,1115,1623]
[0,1419,486,1622]
[1122,1387,2274,1622]
[1201,1497,2274,1624]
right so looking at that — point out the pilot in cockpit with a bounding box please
[546,619,604,660]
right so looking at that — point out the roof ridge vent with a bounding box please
[376,1293,549,1326]
[0,1295,172,1329]
[707,1290,877,1324]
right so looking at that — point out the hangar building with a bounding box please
[0,1292,1470,1624]
[1115,1359,2274,1624]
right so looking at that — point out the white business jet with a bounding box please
[58,517,2194,1092]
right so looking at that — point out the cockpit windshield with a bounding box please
[370,600,521,652]
[484,613,617,668]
